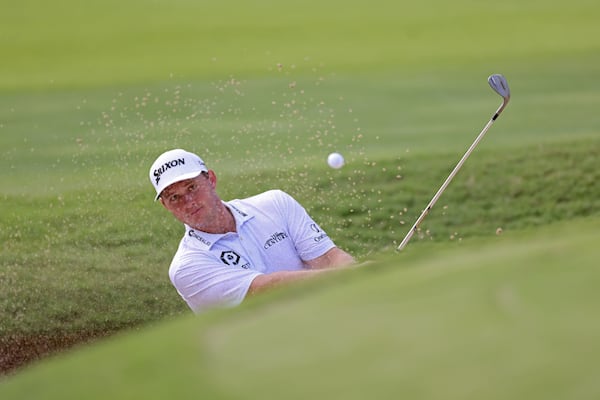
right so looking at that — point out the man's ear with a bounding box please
[207,170,217,188]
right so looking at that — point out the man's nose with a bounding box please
[184,192,196,202]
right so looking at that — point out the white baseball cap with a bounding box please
[149,149,208,201]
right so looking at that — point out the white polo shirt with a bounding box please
[168,189,336,313]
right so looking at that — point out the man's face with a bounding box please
[159,172,224,232]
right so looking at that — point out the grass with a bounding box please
[1,0,600,396]
[1,216,599,399]
[1,135,598,336]
[2,0,598,89]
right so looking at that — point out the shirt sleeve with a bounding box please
[270,190,336,261]
[169,251,263,313]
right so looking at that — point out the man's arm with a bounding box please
[246,247,355,296]
[303,246,355,269]
[247,269,332,296]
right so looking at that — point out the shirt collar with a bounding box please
[184,201,254,250]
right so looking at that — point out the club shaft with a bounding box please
[397,102,506,251]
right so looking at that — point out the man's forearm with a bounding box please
[305,247,355,269]
[246,247,355,297]
[247,268,337,296]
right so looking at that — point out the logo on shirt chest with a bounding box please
[263,232,289,249]
[220,250,250,269]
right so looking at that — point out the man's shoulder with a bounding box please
[241,189,289,201]
[229,189,293,208]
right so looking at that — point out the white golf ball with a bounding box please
[327,152,345,169]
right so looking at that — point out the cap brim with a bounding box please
[154,170,204,201]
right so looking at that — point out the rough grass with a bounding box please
[1,136,598,374]
[1,216,598,399]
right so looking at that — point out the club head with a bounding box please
[488,74,510,101]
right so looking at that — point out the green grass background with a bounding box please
[1,0,599,397]
[2,218,599,399]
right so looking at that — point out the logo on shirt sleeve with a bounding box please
[310,224,328,242]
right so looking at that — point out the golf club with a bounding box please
[397,74,511,251]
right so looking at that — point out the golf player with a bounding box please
[149,149,355,313]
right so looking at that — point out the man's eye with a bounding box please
[188,184,196,192]
[170,194,180,202]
